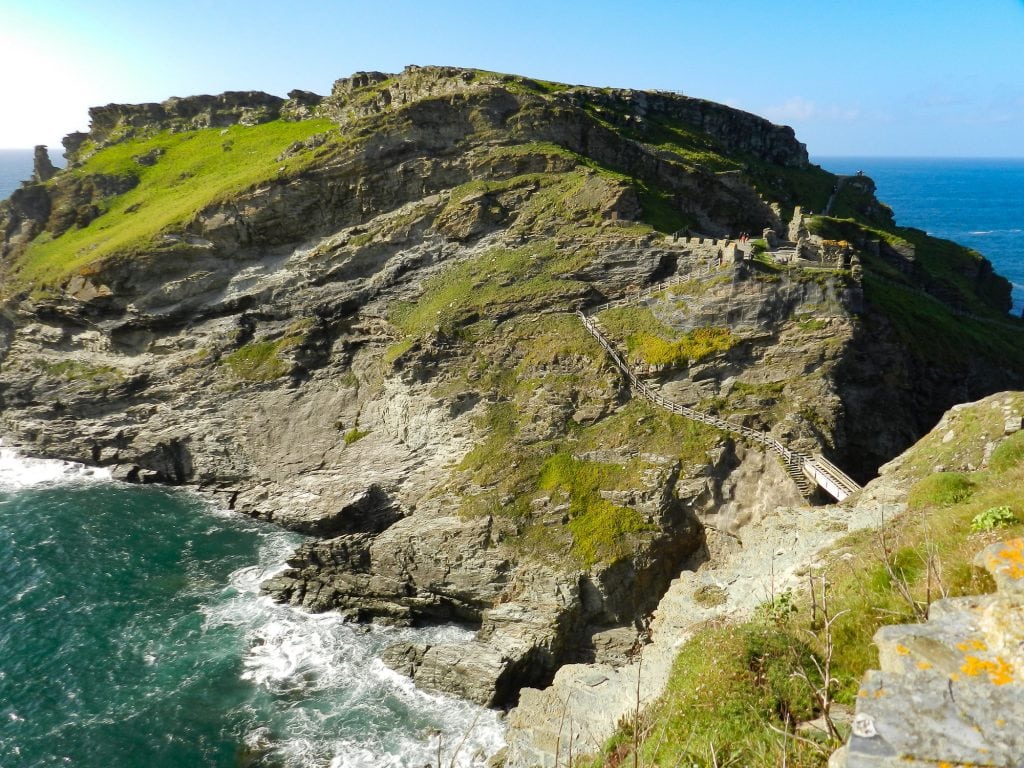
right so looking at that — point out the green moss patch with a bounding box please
[222,330,305,382]
[907,472,975,509]
[36,359,125,389]
[343,427,370,445]
[388,241,589,344]
[597,305,737,367]
[538,453,656,567]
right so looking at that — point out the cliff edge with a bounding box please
[1,66,1023,720]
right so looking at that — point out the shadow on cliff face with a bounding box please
[833,307,1024,482]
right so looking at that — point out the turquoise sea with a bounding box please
[0,450,502,768]
[1,150,1022,765]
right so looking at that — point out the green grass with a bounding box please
[222,333,302,382]
[862,273,1024,368]
[538,453,656,566]
[343,427,370,445]
[388,241,589,342]
[11,118,338,291]
[36,359,125,389]
[907,472,975,509]
[991,430,1024,472]
[796,315,828,331]
[809,215,1019,321]
[589,621,824,768]
[596,305,737,367]
[746,160,836,220]
[602,393,1024,767]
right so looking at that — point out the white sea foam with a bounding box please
[967,228,1023,236]
[201,529,506,767]
[0,442,111,489]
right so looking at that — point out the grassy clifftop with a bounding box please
[1,65,814,297]
[13,119,337,289]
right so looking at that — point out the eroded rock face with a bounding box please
[1,65,1021,710]
[831,537,1024,768]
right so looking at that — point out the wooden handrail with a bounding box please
[576,306,861,501]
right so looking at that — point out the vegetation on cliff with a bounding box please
[8,119,337,291]
[593,393,1024,767]
[3,65,1024,732]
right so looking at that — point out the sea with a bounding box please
[0,149,1022,766]
[0,448,503,768]
[816,156,1024,316]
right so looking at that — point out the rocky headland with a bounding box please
[2,65,1024,764]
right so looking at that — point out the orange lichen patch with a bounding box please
[989,657,1014,686]
[857,688,867,697]
[960,655,1015,685]
[949,672,960,681]
[916,661,933,670]
[895,643,910,655]
[996,718,1006,727]
[873,689,887,698]
[956,639,988,652]
[986,538,1024,579]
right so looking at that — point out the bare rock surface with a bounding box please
[831,537,1024,768]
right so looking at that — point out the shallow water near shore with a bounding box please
[0,447,503,768]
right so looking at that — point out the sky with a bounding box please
[1,0,1023,157]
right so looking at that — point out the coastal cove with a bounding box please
[2,64,1024,768]
[0,449,503,768]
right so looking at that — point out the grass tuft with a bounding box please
[222,333,303,382]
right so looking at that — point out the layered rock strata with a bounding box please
[1,65,1022,713]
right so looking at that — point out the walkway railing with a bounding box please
[576,309,861,502]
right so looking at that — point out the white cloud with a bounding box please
[764,97,861,124]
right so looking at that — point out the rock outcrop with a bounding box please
[1,65,1022,716]
[830,537,1024,768]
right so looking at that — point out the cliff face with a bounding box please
[1,65,1022,709]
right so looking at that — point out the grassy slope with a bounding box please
[591,393,1024,768]
[417,308,719,568]
[597,304,738,368]
[806,215,1024,371]
[11,118,337,290]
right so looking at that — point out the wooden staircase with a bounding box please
[576,309,861,502]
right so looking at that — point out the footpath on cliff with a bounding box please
[2,66,1024,766]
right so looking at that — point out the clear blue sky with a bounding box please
[2,0,1023,156]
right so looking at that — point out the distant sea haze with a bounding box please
[1,150,1021,315]
[0,148,64,199]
